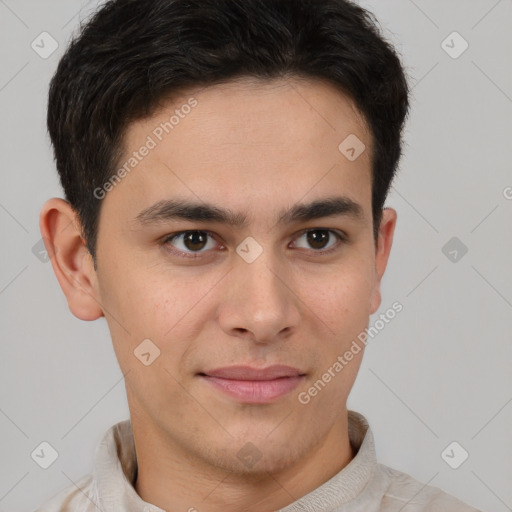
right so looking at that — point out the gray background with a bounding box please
[0,0,511,510]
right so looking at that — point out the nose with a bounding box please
[217,249,301,344]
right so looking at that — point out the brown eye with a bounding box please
[293,229,344,252]
[164,230,216,253]
[183,231,208,251]
[306,230,329,249]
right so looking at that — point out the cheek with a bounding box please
[97,261,217,366]
[98,252,196,329]
[303,260,374,337]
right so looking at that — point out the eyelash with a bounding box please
[160,228,347,259]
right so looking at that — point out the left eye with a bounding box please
[292,229,343,251]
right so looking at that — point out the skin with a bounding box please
[40,77,396,512]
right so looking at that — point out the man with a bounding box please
[37,0,481,510]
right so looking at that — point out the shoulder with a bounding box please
[374,463,482,512]
[32,474,96,512]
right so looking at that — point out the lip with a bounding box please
[199,365,306,404]
[201,365,305,380]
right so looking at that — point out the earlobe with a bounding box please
[39,198,104,321]
[369,207,397,315]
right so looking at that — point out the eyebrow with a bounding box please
[134,196,365,228]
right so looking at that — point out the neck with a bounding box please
[132,411,354,512]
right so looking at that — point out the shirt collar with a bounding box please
[92,410,376,511]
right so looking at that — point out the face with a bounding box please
[88,77,395,474]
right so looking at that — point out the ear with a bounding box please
[369,207,397,315]
[39,198,104,321]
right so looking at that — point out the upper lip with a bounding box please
[200,365,305,381]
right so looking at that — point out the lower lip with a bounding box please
[201,375,304,403]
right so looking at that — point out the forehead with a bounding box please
[108,77,373,224]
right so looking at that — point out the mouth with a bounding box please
[198,365,306,404]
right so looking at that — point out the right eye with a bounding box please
[161,230,221,258]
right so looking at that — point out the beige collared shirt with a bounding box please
[35,410,481,511]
